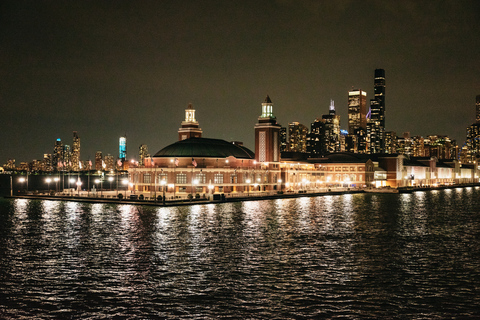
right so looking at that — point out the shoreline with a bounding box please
[3,183,480,207]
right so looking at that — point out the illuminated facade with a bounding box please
[95,151,103,171]
[53,138,63,170]
[287,122,308,153]
[139,144,148,167]
[105,154,114,170]
[71,131,81,171]
[348,89,367,134]
[119,137,127,160]
[476,95,480,123]
[323,100,341,153]
[368,69,386,153]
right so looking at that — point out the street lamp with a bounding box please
[54,177,60,193]
[246,178,251,196]
[161,179,166,205]
[76,180,82,196]
[122,178,129,199]
[45,178,52,194]
[108,176,114,195]
[94,179,100,197]
[69,178,76,195]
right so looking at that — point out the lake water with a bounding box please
[1,188,480,319]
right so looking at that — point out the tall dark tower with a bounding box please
[372,69,386,128]
[476,94,480,123]
[255,95,281,162]
[369,69,386,153]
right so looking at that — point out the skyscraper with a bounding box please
[287,122,308,153]
[95,151,103,171]
[476,95,480,123]
[306,118,325,155]
[71,131,80,171]
[254,95,281,162]
[139,144,148,167]
[322,100,341,153]
[53,138,63,170]
[467,94,480,163]
[368,69,386,153]
[348,89,367,134]
[119,137,127,160]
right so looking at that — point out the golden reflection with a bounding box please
[13,198,28,214]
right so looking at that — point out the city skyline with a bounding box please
[1,1,479,162]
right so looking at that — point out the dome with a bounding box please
[153,138,255,159]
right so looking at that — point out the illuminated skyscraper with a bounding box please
[476,95,480,123]
[368,69,386,153]
[306,118,325,155]
[63,145,71,170]
[287,122,308,153]
[53,138,63,170]
[467,95,480,162]
[139,144,148,167]
[105,154,114,170]
[323,100,341,153]
[95,151,103,171]
[348,89,367,134]
[72,131,80,171]
[119,137,127,160]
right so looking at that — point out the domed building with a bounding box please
[128,101,282,197]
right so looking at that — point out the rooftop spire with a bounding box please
[264,95,272,104]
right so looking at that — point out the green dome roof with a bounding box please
[153,138,255,159]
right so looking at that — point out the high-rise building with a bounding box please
[476,95,480,123]
[385,131,397,154]
[368,69,386,153]
[306,118,325,155]
[348,89,367,135]
[71,131,80,171]
[254,95,281,162]
[280,127,287,152]
[95,151,103,171]
[63,145,71,170]
[466,95,480,163]
[43,154,53,172]
[139,144,148,167]
[119,137,127,160]
[287,122,308,153]
[53,138,63,170]
[323,100,341,153]
[178,103,202,141]
[105,154,114,170]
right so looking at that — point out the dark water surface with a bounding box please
[1,188,480,319]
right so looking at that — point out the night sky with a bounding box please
[1,0,479,163]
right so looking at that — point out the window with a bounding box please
[195,173,206,184]
[159,173,168,184]
[143,174,151,184]
[176,173,187,184]
[230,174,237,183]
[214,174,223,184]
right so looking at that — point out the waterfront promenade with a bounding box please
[5,183,480,207]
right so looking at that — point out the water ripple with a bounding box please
[1,190,480,319]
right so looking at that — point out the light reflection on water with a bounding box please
[1,189,480,319]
